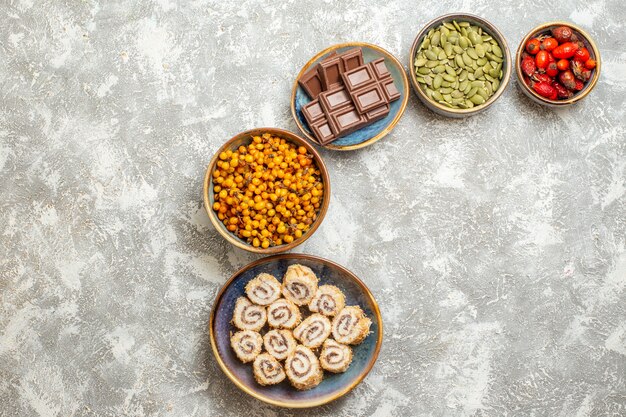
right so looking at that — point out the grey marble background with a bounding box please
[1,0,625,416]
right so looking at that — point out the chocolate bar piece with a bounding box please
[340,48,364,72]
[310,117,336,145]
[341,65,376,92]
[298,67,323,99]
[329,105,367,137]
[369,58,391,80]
[350,83,386,114]
[365,103,390,122]
[302,99,325,126]
[319,86,352,114]
[318,55,344,90]
[381,78,400,102]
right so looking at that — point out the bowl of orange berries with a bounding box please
[203,128,330,254]
[516,21,600,106]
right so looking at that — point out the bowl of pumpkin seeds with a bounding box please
[409,13,511,117]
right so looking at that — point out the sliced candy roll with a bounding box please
[308,284,346,316]
[285,345,323,390]
[232,297,266,331]
[267,298,302,329]
[281,264,319,306]
[230,330,263,363]
[331,306,371,345]
[253,353,286,386]
[293,313,332,349]
[263,329,297,361]
[319,339,353,373]
[245,273,282,306]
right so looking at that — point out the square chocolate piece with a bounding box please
[310,117,336,145]
[365,103,390,123]
[319,86,352,114]
[329,105,367,137]
[342,64,375,92]
[350,83,386,114]
[369,58,391,80]
[381,78,401,102]
[298,66,323,99]
[318,56,344,90]
[302,99,325,126]
[340,48,364,72]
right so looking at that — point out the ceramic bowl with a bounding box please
[203,128,330,254]
[291,42,409,151]
[516,21,601,107]
[209,254,383,408]
[409,13,512,118]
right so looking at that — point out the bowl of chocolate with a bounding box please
[291,43,410,151]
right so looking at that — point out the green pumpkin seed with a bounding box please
[467,48,478,60]
[448,36,458,45]
[474,68,484,79]
[475,44,485,58]
[459,37,469,49]
[438,100,454,108]
[424,50,437,60]
[445,66,456,76]
[465,99,474,108]
[451,90,464,98]
[433,74,443,89]
[438,50,447,60]
[458,21,470,27]
[441,33,447,46]
[415,57,427,67]
[433,65,446,74]
[423,75,433,85]
[467,86,478,97]
[426,88,434,98]
[476,57,487,66]
[440,87,453,94]
[468,73,475,81]
[482,35,493,42]
[485,82,493,95]
[471,80,484,88]
[443,94,452,103]
[455,55,465,68]
[443,74,456,82]
[462,52,473,66]
[470,94,485,105]
[459,70,468,81]
[492,44,503,58]
[463,84,472,94]
[476,87,489,99]
[420,38,430,50]
[432,90,443,101]
[453,45,464,54]
[444,43,453,56]
[489,68,499,78]
[459,79,469,91]
[492,79,500,91]
[417,76,426,84]
[418,67,431,75]
[431,31,441,47]
[443,21,455,30]
[453,20,461,31]
[441,81,452,87]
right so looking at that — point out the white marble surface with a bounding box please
[1,0,625,416]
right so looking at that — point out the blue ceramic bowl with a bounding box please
[209,254,383,408]
[290,42,409,151]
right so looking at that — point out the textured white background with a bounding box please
[1,0,625,416]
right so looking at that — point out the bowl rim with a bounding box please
[515,21,601,105]
[203,127,331,254]
[290,41,410,151]
[208,253,384,408]
[408,12,512,116]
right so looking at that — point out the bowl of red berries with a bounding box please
[516,21,600,106]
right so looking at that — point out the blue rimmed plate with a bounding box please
[290,42,409,151]
[209,254,383,408]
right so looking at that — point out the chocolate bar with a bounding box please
[350,83,386,114]
[310,117,336,145]
[340,48,364,72]
[365,103,390,123]
[319,86,352,114]
[298,52,339,99]
[318,55,344,90]
[341,65,376,91]
[381,78,400,102]
[369,58,391,80]
[329,105,367,137]
[301,99,325,126]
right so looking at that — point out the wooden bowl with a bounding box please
[209,253,383,407]
[515,21,601,107]
[203,128,330,254]
[409,13,512,118]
